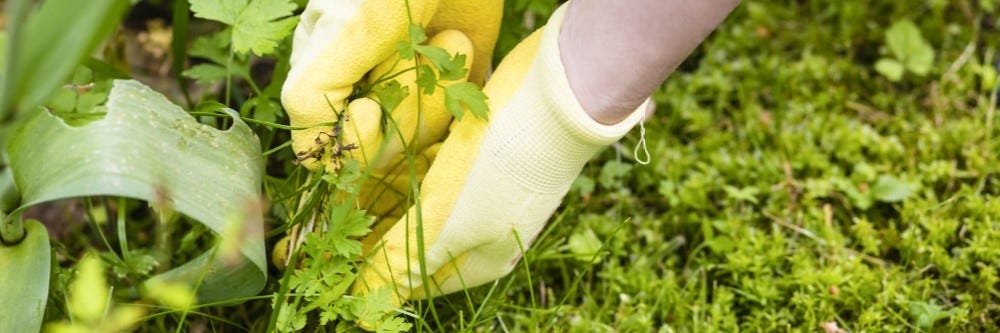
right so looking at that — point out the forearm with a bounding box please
[560,0,741,124]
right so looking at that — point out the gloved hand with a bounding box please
[281,0,503,175]
[353,2,647,310]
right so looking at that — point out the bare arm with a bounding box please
[560,0,741,124]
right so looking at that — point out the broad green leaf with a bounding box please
[444,82,489,120]
[6,80,266,303]
[0,220,51,333]
[870,174,918,203]
[874,58,904,82]
[1,0,128,121]
[190,0,299,55]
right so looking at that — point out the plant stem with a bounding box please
[0,211,24,245]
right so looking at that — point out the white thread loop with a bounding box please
[633,120,650,165]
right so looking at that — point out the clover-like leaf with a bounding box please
[884,19,935,77]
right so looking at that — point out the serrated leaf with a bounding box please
[870,174,917,203]
[444,82,489,120]
[190,0,244,24]
[414,44,455,73]
[407,23,427,45]
[875,58,904,82]
[415,64,438,95]
[189,31,231,64]
[396,40,416,60]
[438,53,469,82]
[190,0,298,55]
[373,80,409,113]
[183,63,230,84]
[6,80,266,303]
[327,203,371,257]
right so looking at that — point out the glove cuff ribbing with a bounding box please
[482,4,646,194]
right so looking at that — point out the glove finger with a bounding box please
[335,98,383,171]
[364,29,475,170]
[359,143,441,221]
[409,241,520,299]
[282,0,441,170]
[430,0,504,85]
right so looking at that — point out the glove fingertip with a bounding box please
[342,97,385,167]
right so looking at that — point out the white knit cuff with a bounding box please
[481,4,646,194]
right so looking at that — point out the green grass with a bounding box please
[394,1,1000,331]
[23,0,1000,331]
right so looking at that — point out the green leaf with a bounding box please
[414,44,456,73]
[874,58,904,82]
[444,82,489,120]
[373,81,409,113]
[1,0,129,121]
[599,161,634,189]
[415,64,438,95]
[0,220,50,333]
[438,53,469,82]
[407,23,428,45]
[571,175,596,198]
[884,19,935,76]
[327,203,372,257]
[190,0,299,55]
[189,31,232,65]
[909,301,957,329]
[870,174,917,203]
[396,40,416,61]
[6,80,266,303]
[183,64,231,85]
[723,185,760,204]
[567,229,602,261]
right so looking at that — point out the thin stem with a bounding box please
[117,197,133,264]
[0,211,24,245]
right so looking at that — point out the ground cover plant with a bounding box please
[1,0,999,332]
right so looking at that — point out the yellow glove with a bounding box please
[354,2,647,311]
[281,0,503,174]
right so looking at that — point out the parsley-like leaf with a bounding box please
[415,64,438,95]
[190,0,299,55]
[444,82,489,120]
[438,53,469,82]
[327,203,372,257]
[373,80,409,113]
[408,24,427,44]
[182,64,229,84]
[413,44,455,73]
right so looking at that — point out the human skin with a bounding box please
[560,0,742,124]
